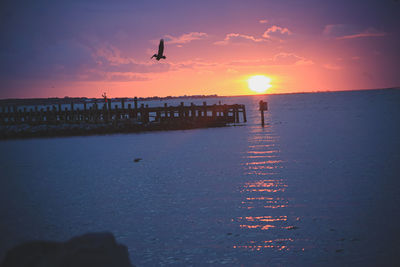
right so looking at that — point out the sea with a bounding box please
[0,89,399,266]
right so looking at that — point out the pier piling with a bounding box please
[259,100,268,127]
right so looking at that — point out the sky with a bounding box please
[0,0,399,98]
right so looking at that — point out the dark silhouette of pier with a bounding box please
[0,98,246,139]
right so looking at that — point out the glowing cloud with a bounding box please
[262,25,292,39]
[323,63,342,70]
[214,33,265,45]
[273,52,314,66]
[164,32,208,44]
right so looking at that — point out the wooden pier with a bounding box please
[0,98,247,139]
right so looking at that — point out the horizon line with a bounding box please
[0,86,399,101]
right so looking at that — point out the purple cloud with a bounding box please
[336,28,386,40]
[323,24,386,40]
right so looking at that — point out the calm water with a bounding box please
[1,89,399,266]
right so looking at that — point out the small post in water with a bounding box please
[259,100,268,127]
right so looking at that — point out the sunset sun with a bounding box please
[248,75,272,93]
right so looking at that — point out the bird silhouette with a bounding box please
[151,39,166,61]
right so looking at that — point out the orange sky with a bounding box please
[1,0,399,98]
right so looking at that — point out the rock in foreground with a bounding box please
[1,232,134,267]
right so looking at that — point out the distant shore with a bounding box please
[0,94,219,107]
[1,87,399,104]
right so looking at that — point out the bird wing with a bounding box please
[158,39,164,56]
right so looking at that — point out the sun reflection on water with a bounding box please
[233,239,294,251]
[246,155,278,159]
[245,160,283,165]
[242,196,289,209]
[242,179,288,193]
[233,121,297,251]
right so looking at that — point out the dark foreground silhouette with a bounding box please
[151,39,166,61]
[0,232,134,267]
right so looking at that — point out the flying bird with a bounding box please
[151,39,166,61]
